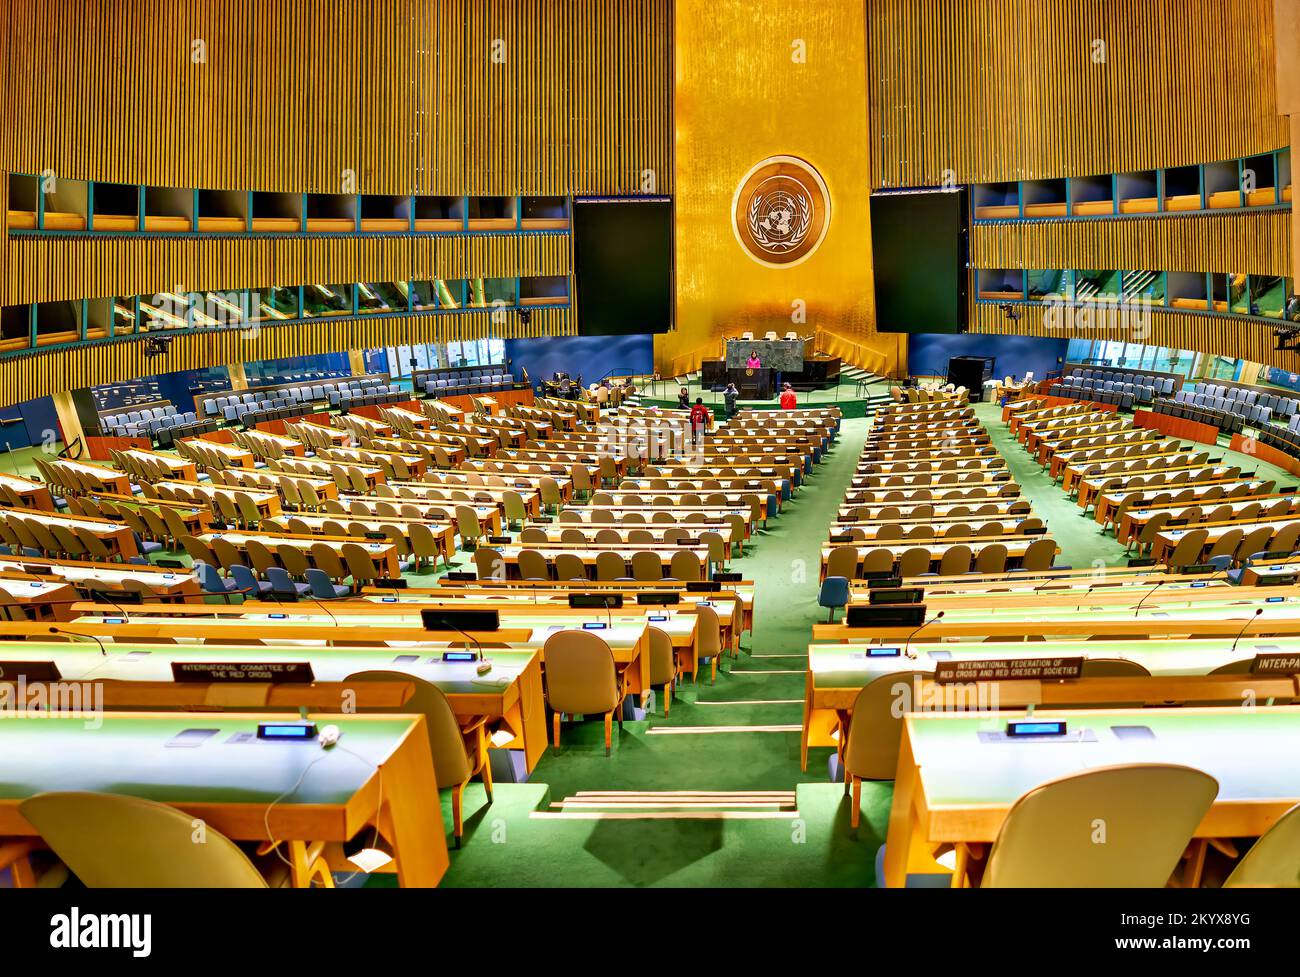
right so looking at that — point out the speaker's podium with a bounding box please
[735,368,773,400]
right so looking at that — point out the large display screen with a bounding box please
[870,189,967,333]
[573,197,672,335]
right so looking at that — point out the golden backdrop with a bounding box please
[0,0,671,196]
[662,0,904,379]
[868,0,1288,188]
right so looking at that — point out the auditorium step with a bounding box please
[532,789,799,820]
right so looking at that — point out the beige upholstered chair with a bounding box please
[346,671,492,848]
[1223,801,1300,887]
[19,792,280,888]
[842,671,931,827]
[543,630,627,755]
[647,626,678,715]
[963,764,1218,888]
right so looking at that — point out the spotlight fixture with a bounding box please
[516,307,532,326]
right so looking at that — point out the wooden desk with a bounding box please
[198,531,401,577]
[0,473,54,511]
[820,538,1053,578]
[0,556,199,599]
[844,484,1019,505]
[0,711,449,887]
[221,467,340,500]
[1060,450,1210,494]
[125,448,199,481]
[152,481,284,517]
[1076,465,1242,511]
[188,439,256,468]
[42,609,659,702]
[1152,516,1300,562]
[801,636,1300,769]
[276,513,458,565]
[3,641,548,774]
[490,544,713,580]
[884,708,1300,888]
[386,481,541,517]
[0,506,138,560]
[336,495,503,536]
[1094,479,1277,529]
[1118,497,1298,545]
[55,460,133,494]
[322,447,426,479]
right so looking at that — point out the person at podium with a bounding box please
[746,350,762,369]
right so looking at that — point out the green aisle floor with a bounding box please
[432,415,890,887]
[14,393,1300,886]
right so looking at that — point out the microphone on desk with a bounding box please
[304,594,340,628]
[903,610,944,661]
[87,588,132,622]
[1031,576,1056,597]
[1132,581,1166,618]
[1230,607,1265,655]
[424,613,485,660]
[48,625,107,657]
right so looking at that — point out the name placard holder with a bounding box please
[171,662,316,684]
[933,657,1085,684]
[1251,653,1300,675]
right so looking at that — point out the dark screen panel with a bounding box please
[870,189,967,333]
[573,197,672,335]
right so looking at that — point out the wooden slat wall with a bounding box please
[969,299,1287,370]
[1,233,574,306]
[971,210,1293,278]
[0,0,671,195]
[868,0,1289,187]
[0,307,574,407]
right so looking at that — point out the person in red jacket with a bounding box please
[779,383,797,410]
[689,397,711,445]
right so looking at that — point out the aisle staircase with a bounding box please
[533,789,799,820]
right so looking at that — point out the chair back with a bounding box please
[20,791,268,888]
[647,626,675,686]
[543,630,620,716]
[345,671,471,789]
[843,671,931,781]
[983,764,1219,887]
[818,575,850,609]
[1224,801,1300,887]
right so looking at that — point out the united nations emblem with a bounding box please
[731,156,831,268]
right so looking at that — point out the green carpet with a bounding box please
[430,416,881,886]
[16,394,1300,886]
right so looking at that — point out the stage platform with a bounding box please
[636,372,894,419]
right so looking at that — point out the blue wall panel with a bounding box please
[2,395,59,450]
[504,334,654,388]
[908,332,1068,383]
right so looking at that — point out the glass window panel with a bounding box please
[302,283,352,318]
[357,282,407,315]
[410,282,438,312]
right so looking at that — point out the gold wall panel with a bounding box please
[969,299,1287,373]
[1,233,573,306]
[0,307,574,408]
[665,0,902,379]
[869,0,1289,187]
[0,0,670,196]
[971,211,1294,278]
